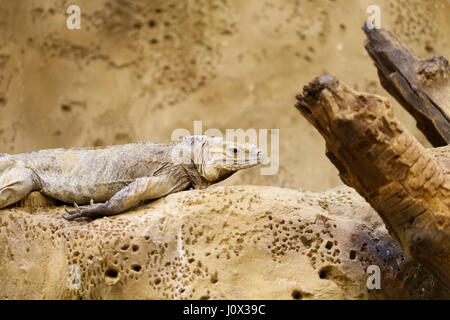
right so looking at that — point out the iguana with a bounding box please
[0,135,264,220]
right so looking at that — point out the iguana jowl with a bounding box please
[0,136,264,220]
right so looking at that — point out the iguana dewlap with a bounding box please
[0,136,264,220]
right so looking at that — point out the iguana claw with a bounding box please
[63,200,108,221]
[63,204,84,221]
[63,201,92,221]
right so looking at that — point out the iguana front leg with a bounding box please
[63,176,172,220]
[0,165,40,209]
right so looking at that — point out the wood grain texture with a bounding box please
[363,25,450,147]
[296,75,450,288]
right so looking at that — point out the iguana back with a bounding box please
[10,142,185,203]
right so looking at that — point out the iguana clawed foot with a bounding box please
[63,199,107,221]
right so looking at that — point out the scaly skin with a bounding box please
[0,136,264,220]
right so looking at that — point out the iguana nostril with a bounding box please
[257,150,265,161]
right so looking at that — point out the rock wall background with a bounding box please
[0,0,449,191]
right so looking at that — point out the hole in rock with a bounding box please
[105,267,119,278]
[210,272,218,284]
[291,290,303,300]
[319,266,331,279]
[131,264,142,272]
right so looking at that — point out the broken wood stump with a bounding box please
[295,75,450,288]
[363,25,450,147]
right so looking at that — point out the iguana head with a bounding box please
[175,135,265,183]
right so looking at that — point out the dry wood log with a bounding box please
[363,25,450,147]
[295,75,450,288]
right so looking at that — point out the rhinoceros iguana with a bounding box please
[0,135,264,220]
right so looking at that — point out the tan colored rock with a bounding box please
[19,191,56,214]
[0,185,447,299]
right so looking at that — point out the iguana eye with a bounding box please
[229,147,239,155]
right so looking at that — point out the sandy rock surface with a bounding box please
[1,185,447,299]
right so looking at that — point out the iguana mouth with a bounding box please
[221,150,265,169]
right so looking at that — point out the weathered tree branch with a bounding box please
[363,25,450,147]
[295,75,450,288]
